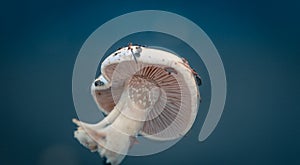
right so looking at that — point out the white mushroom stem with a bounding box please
[72,106,121,152]
[73,101,147,165]
[73,106,121,130]
[73,76,160,165]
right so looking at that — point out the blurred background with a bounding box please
[1,0,299,164]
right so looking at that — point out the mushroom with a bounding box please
[73,45,201,165]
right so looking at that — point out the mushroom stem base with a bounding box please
[73,102,146,165]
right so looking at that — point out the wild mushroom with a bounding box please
[73,45,201,165]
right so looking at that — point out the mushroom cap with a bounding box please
[92,45,200,141]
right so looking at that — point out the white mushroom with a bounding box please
[73,45,201,165]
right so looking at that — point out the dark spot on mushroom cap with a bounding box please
[195,75,202,86]
[113,52,120,56]
[164,67,177,75]
[94,80,104,86]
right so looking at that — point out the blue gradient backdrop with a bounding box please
[1,0,299,165]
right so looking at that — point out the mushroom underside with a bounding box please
[97,62,194,139]
[74,61,197,165]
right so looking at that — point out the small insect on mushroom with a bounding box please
[73,45,201,165]
[128,42,142,64]
[194,70,202,86]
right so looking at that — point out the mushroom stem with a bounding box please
[73,101,147,165]
[72,103,122,153]
[73,107,121,130]
[73,77,161,164]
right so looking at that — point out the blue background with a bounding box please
[1,0,299,164]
